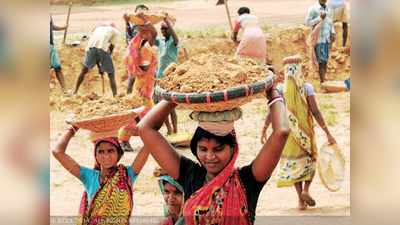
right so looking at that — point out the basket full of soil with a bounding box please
[66,94,143,132]
[155,53,275,112]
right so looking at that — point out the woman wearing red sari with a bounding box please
[138,86,290,224]
[119,12,158,152]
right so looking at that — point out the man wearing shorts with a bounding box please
[328,0,349,47]
[73,22,119,96]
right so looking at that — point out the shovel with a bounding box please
[62,2,72,45]
[216,0,233,31]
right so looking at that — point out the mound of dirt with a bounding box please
[159,53,270,93]
[73,93,142,119]
[50,26,350,113]
[265,26,350,80]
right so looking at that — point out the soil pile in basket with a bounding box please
[73,94,142,119]
[158,53,270,93]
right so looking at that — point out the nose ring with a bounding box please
[212,154,216,159]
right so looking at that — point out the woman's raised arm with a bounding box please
[252,88,291,182]
[137,101,181,179]
[131,146,150,175]
[52,126,81,178]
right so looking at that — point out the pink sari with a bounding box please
[234,13,266,63]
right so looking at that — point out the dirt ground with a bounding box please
[50,0,350,220]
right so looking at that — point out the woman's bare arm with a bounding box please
[52,127,81,178]
[252,89,291,182]
[137,101,181,179]
[131,146,150,175]
[308,95,336,145]
[260,112,271,144]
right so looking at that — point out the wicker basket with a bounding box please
[66,110,139,133]
[128,12,177,25]
[317,143,346,192]
[155,76,274,112]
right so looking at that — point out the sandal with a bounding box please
[301,192,316,207]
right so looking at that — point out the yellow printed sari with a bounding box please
[277,57,317,188]
[78,165,133,225]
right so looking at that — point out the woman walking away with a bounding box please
[52,126,149,224]
[231,7,267,64]
[261,55,336,210]
[138,86,290,224]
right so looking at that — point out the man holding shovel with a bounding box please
[73,22,119,96]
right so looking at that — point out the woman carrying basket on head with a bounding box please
[137,85,290,224]
[260,55,336,210]
[119,12,158,152]
[52,126,150,224]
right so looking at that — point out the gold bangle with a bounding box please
[321,125,327,129]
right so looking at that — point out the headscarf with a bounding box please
[183,129,250,225]
[190,108,242,137]
[158,176,185,225]
[198,121,234,137]
[93,137,124,171]
[282,56,316,158]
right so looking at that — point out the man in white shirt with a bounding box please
[73,22,119,96]
[305,0,336,84]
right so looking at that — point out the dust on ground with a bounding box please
[50,0,350,218]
